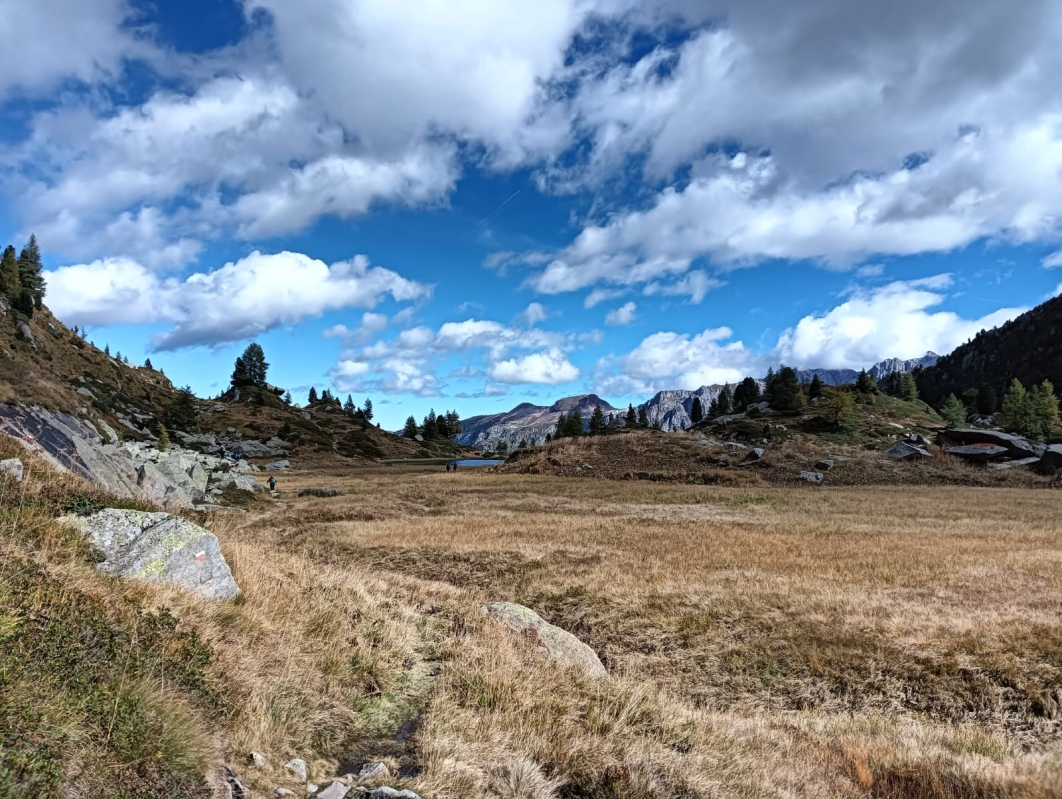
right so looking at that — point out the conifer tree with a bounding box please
[104,344,110,356]
[239,343,269,386]
[518,439,528,449]
[0,245,18,296]
[771,367,806,413]
[17,235,45,309]
[763,367,777,405]
[637,406,649,428]
[283,390,292,404]
[230,356,250,388]
[144,357,153,369]
[690,396,704,424]
[900,372,919,402]
[363,398,374,422]
[819,387,856,427]
[1001,379,1030,434]
[717,385,734,416]
[808,374,824,400]
[625,404,637,427]
[856,369,876,394]
[307,387,318,405]
[939,394,967,429]
[344,394,356,415]
[403,415,419,437]
[733,377,761,411]
[589,405,606,435]
[708,397,719,417]
[422,409,439,439]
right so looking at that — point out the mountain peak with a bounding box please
[548,394,616,413]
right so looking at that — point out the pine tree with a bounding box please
[283,391,292,404]
[444,410,461,439]
[708,397,719,417]
[763,367,777,405]
[589,405,606,435]
[808,374,823,400]
[545,432,553,443]
[344,394,356,415]
[403,415,419,437]
[733,377,761,411]
[230,356,250,388]
[900,372,919,402]
[855,369,875,394]
[637,407,649,428]
[307,387,318,405]
[977,383,998,415]
[625,404,637,427]
[115,350,122,362]
[939,394,967,429]
[239,343,269,387]
[422,409,439,439]
[79,328,87,340]
[157,424,171,451]
[0,245,18,296]
[518,439,528,449]
[771,367,806,413]
[104,344,110,356]
[690,396,704,424]
[16,235,45,309]
[717,385,734,416]
[363,398,374,422]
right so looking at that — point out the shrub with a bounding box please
[298,488,345,498]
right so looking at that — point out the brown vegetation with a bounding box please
[3,438,1061,797]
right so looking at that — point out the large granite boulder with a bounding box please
[937,429,1036,460]
[884,441,932,460]
[946,444,1009,462]
[484,602,606,678]
[1035,444,1062,474]
[60,509,240,599]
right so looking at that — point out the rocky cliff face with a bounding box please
[456,394,618,451]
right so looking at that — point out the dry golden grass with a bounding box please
[5,439,1061,797]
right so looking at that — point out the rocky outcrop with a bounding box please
[60,509,240,600]
[937,429,1037,460]
[798,470,824,484]
[484,601,607,678]
[1035,444,1062,474]
[0,404,271,508]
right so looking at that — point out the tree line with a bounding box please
[1,234,47,318]
[403,409,461,440]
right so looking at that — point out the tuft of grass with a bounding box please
[298,487,346,498]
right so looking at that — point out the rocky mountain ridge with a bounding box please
[456,394,617,451]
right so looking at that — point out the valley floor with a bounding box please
[203,465,1062,798]
[5,455,1061,797]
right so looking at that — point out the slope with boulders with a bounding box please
[499,393,1056,488]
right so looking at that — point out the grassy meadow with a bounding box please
[3,446,1061,797]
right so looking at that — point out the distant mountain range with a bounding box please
[455,353,939,449]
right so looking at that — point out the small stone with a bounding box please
[315,782,350,799]
[0,458,24,482]
[365,788,422,799]
[285,758,308,782]
[741,448,765,465]
[307,785,318,796]
[223,766,247,799]
[815,459,834,471]
[250,751,268,768]
[357,762,391,784]
[275,791,296,798]
[798,470,824,484]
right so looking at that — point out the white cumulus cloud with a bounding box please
[489,349,579,385]
[605,302,637,325]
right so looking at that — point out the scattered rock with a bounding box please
[484,601,607,678]
[265,460,291,471]
[815,459,834,471]
[76,386,95,398]
[223,766,246,799]
[307,785,319,795]
[946,444,1009,462]
[0,458,23,482]
[316,783,350,799]
[884,442,932,460]
[905,433,931,447]
[15,320,35,346]
[250,751,269,769]
[59,509,241,600]
[798,471,824,484]
[276,790,296,798]
[723,442,747,452]
[741,447,765,465]
[360,788,422,799]
[357,763,391,785]
[299,412,311,420]
[285,759,309,783]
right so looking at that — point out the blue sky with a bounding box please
[2,0,1061,429]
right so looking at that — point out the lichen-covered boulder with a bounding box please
[484,601,606,678]
[60,509,240,600]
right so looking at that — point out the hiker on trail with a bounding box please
[445,462,451,473]
[268,476,276,491]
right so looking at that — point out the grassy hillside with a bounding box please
[0,305,468,463]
